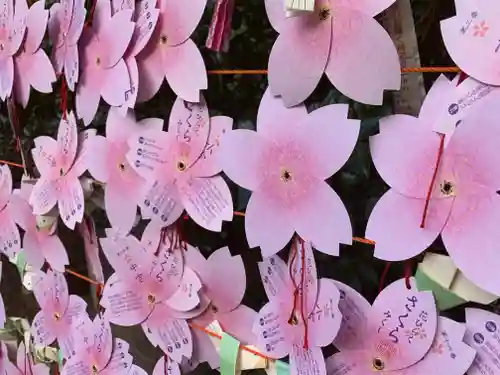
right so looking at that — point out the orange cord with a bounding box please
[207,67,461,75]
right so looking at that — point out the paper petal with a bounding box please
[179,175,233,232]
[290,345,326,375]
[370,115,444,198]
[297,103,360,179]
[204,247,245,313]
[101,274,151,326]
[366,189,453,261]
[400,317,475,375]
[256,88,307,139]
[332,280,372,352]
[253,301,292,358]
[290,180,352,255]
[258,255,291,302]
[268,14,331,107]
[221,129,266,191]
[219,305,257,345]
[307,279,342,348]
[325,7,400,105]
[465,308,500,375]
[443,192,500,296]
[163,39,207,103]
[161,0,206,46]
[245,188,294,257]
[153,356,181,375]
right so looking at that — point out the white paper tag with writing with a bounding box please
[285,0,314,12]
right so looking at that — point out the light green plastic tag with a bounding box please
[415,268,466,311]
[276,360,290,375]
[220,333,240,375]
[15,251,26,277]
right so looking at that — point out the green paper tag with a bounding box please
[220,333,240,375]
[57,349,63,370]
[276,360,290,375]
[415,268,466,311]
[15,251,26,277]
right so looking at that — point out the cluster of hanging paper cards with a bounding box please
[9,226,500,375]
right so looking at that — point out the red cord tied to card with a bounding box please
[206,0,235,52]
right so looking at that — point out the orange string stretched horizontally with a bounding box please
[207,67,462,75]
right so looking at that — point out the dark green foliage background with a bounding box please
[3,0,492,372]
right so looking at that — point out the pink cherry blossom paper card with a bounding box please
[30,111,95,229]
[13,0,56,107]
[126,96,234,232]
[327,278,444,375]
[265,0,400,106]
[75,0,135,125]
[253,242,342,375]
[87,107,163,233]
[135,0,207,103]
[221,88,359,256]
[367,80,500,296]
[48,0,86,91]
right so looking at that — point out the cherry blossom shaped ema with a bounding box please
[253,243,342,375]
[265,0,400,107]
[126,96,234,232]
[31,270,88,358]
[135,0,207,103]
[326,279,475,375]
[48,0,86,91]
[99,230,202,363]
[110,0,160,110]
[75,0,134,125]
[0,0,27,101]
[13,181,69,271]
[221,88,359,256]
[0,165,22,259]
[61,314,138,375]
[87,107,163,233]
[366,75,500,296]
[30,111,93,229]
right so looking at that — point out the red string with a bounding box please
[404,261,413,289]
[378,262,391,293]
[84,0,96,28]
[420,133,445,228]
[299,238,309,350]
[60,77,67,120]
[287,241,298,325]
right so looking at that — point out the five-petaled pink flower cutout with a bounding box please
[111,0,160,111]
[14,181,69,271]
[136,0,208,103]
[253,244,342,375]
[0,0,27,101]
[48,0,86,91]
[31,270,88,358]
[221,88,359,256]
[87,107,163,233]
[61,314,138,375]
[265,0,400,106]
[13,0,56,107]
[366,75,500,296]
[0,165,22,259]
[100,229,202,362]
[183,245,257,369]
[0,341,50,375]
[30,111,94,229]
[126,96,233,232]
[326,280,475,375]
[75,0,134,125]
